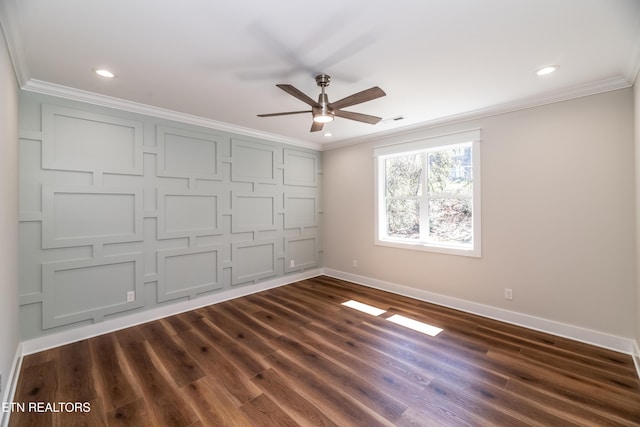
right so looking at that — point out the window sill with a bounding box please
[375,238,481,258]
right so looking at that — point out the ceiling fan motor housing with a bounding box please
[315,93,333,118]
[315,74,331,87]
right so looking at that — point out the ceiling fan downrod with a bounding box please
[314,74,334,122]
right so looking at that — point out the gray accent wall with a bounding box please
[18,92,322,340]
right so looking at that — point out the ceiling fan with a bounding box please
[257,74,386,132]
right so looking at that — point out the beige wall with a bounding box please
[323,88,635,338]
[0,27,20,405]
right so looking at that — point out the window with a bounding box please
[374,130,481,257]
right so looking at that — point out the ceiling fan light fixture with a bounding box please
[313,112,334,123]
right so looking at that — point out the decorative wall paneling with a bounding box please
[18,98,322,339]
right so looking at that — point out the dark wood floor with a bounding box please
[9,276,640,426]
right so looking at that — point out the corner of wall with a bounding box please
[0,343,22,427]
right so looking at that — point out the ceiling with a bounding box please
[1,0,639,149]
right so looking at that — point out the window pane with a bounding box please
[386,199,419,239]
[428,146,472,195]
[385,154,423,197]
[428,198,472,244]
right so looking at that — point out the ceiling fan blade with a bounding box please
[310,121,324,132]
[334,109,382,124]
[276,84,320,107]
[330,86,386,110]
[257,110,311,117]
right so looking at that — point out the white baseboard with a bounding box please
[323,268,637,357]
[633,341,640,380]
[21,269,323,355]
[1,342,23,427]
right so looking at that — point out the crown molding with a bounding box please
[625,32,640,85]
[21,79,322,151]
[323,75,632,151]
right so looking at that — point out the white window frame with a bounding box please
[374,129,481,257]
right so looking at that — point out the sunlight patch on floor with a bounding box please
[341,300,387,316]
[386,314,443,337]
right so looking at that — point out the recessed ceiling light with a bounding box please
[94,68,115,78]
[324,132,332,137]
[536,65,558,76]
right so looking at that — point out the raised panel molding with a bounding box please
[285,236,318,272]
[157,246,224,301]
[42,254,144,329]
[157,126,224,180]
[231,192,279,233]
[232,239,277,285]
[157,189,222,239]
[42,185,143,249]
[231,139,278,184]
[284,193,318,229]
[42,104,143,175]
[284,148,318,187]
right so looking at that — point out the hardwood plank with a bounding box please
[519,345,640,393]
[424,378,531,426]
[305,321,435,388]
[251,368,340,427]
[265,350,395,427]
[273,334,408,422]
[182,376,254,427]
[19,347,59,370]
[331,320,507,390]
[106,398,154,427]
[506,378,640,427]
[395,406,471,427]
[58,340,97,402]
[162,313,197,335]
[190,317,268,377]
[239,394,299,427]
[116,337,198,426]
[250,309,346,360]
[139,321,206,387]
[56,397,107,427]
[200,305,277,357]
[9,359,59,427]
[175,328,261,406]
[486,349,640,422]
[212,301,281,340]
[89,333,140,411]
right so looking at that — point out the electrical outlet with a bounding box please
[290,260,295,268]
[352,259,358,268]
[504,288,513,300]
[127,291,135,302]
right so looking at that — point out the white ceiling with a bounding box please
[1,0,639,149]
